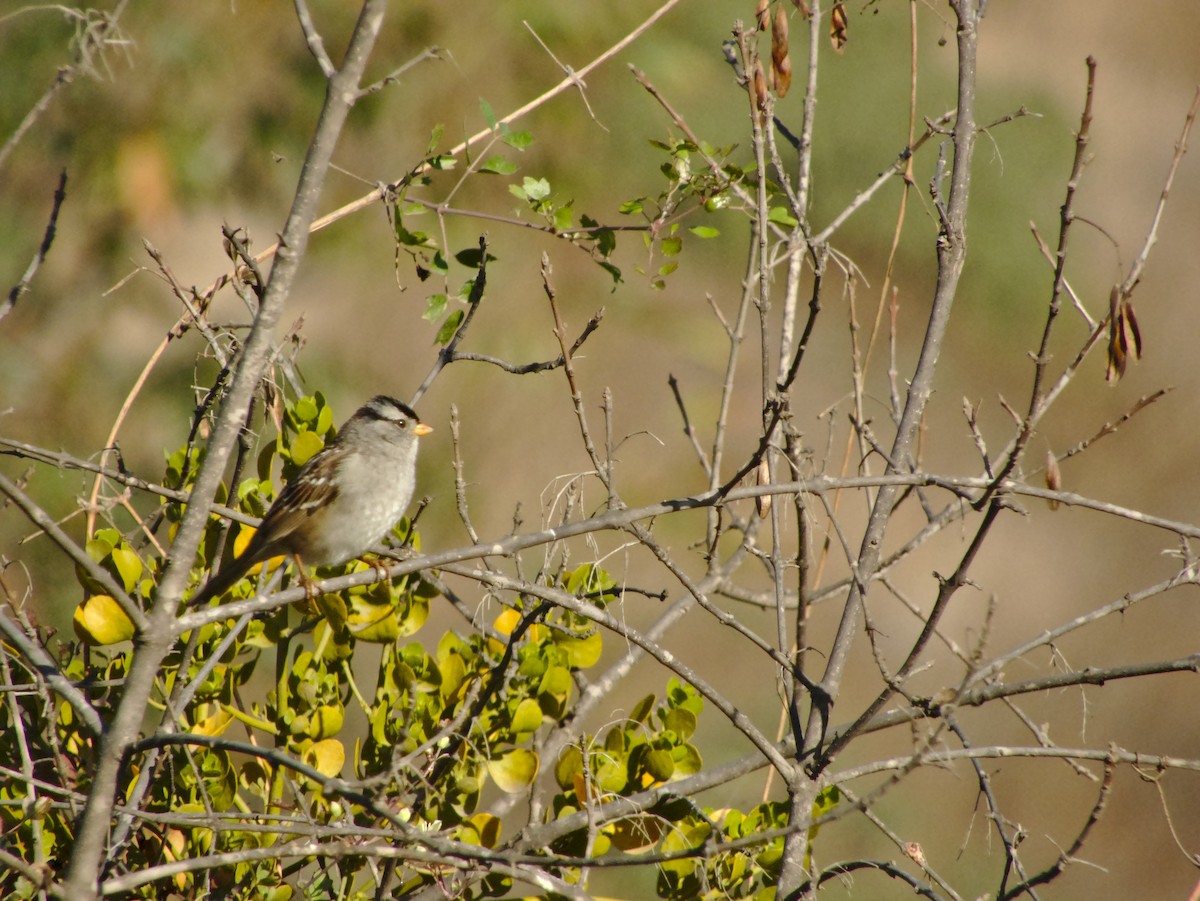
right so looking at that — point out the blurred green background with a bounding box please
[2,2,1199,898]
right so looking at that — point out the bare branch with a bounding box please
[1,169,67,322]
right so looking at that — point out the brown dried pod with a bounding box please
[771,3,792,97]
[1044,449,1062,511]
[1105,285,1143,383]
[756,458,772,518]
[791,0,812,18]
[753,58,770,125]
[756,0,770,32]
[830,2,848,53]
[773,54,793,98]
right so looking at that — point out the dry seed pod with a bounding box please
[830,2,848,52]
[756,0,770,32]
[773,54,793,98]
[752,58,770,125]
[1105,285,1143,383]
[1044,450,1062,511]
[756,458,772,518]
[771,3,792,97]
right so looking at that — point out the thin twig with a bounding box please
[1120,84,1200,297]
[293,0,335,77]
[1,169,67,323]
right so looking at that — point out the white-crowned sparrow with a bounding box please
[190,395,432,605]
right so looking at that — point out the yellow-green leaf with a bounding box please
[290,429,325,466]
[594,757,627,793]
[673,742,703,775]
[73,595,136,645]
[556,631,603,669]
[190,704,234,737]
[554,745,583,790]
[314,591,348,634]
[494,606,521,635]
[110,546,143,591]
[487,748,539,793]
[462,812,501,848]
[663,707,697,739]
[396,594,429,637]
[511,697,544,733]
[293,396,319,423]
[307,704,344,740]
[439,651,467,701]
[644,748,675,782]
[630,694,655,723]
[303,738,345,778]
[347,594,399,643]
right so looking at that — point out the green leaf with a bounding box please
[434,309,464,345]
[619,198,644,215]
[604,724,626,754]
[578,215,617,258]
[553,205,574,231]
[503,128,534,150]
[630,694,656,723]
[644,747,675,782]
[767,206,799,227]
[663,706,697,739]
[423,293,449,322]
[479,97,497,130]
[457,277,477,300]
[426,123,445,155]
[598,261,623,285]
[480,155,518,175]
[661,236,683,257]
[688,225,720,238]
[705,193,732,212]
[394,222,433,248]
[521,176,551,201]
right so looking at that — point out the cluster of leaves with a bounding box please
[387,111,626,347]
[0,395,812,899]
[388,110,746,333]
[621,136,740,288]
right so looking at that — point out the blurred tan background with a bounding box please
[2,2,1199,898]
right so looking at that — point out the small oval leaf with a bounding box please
[487,748,539,793]
[73,595,136,646]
